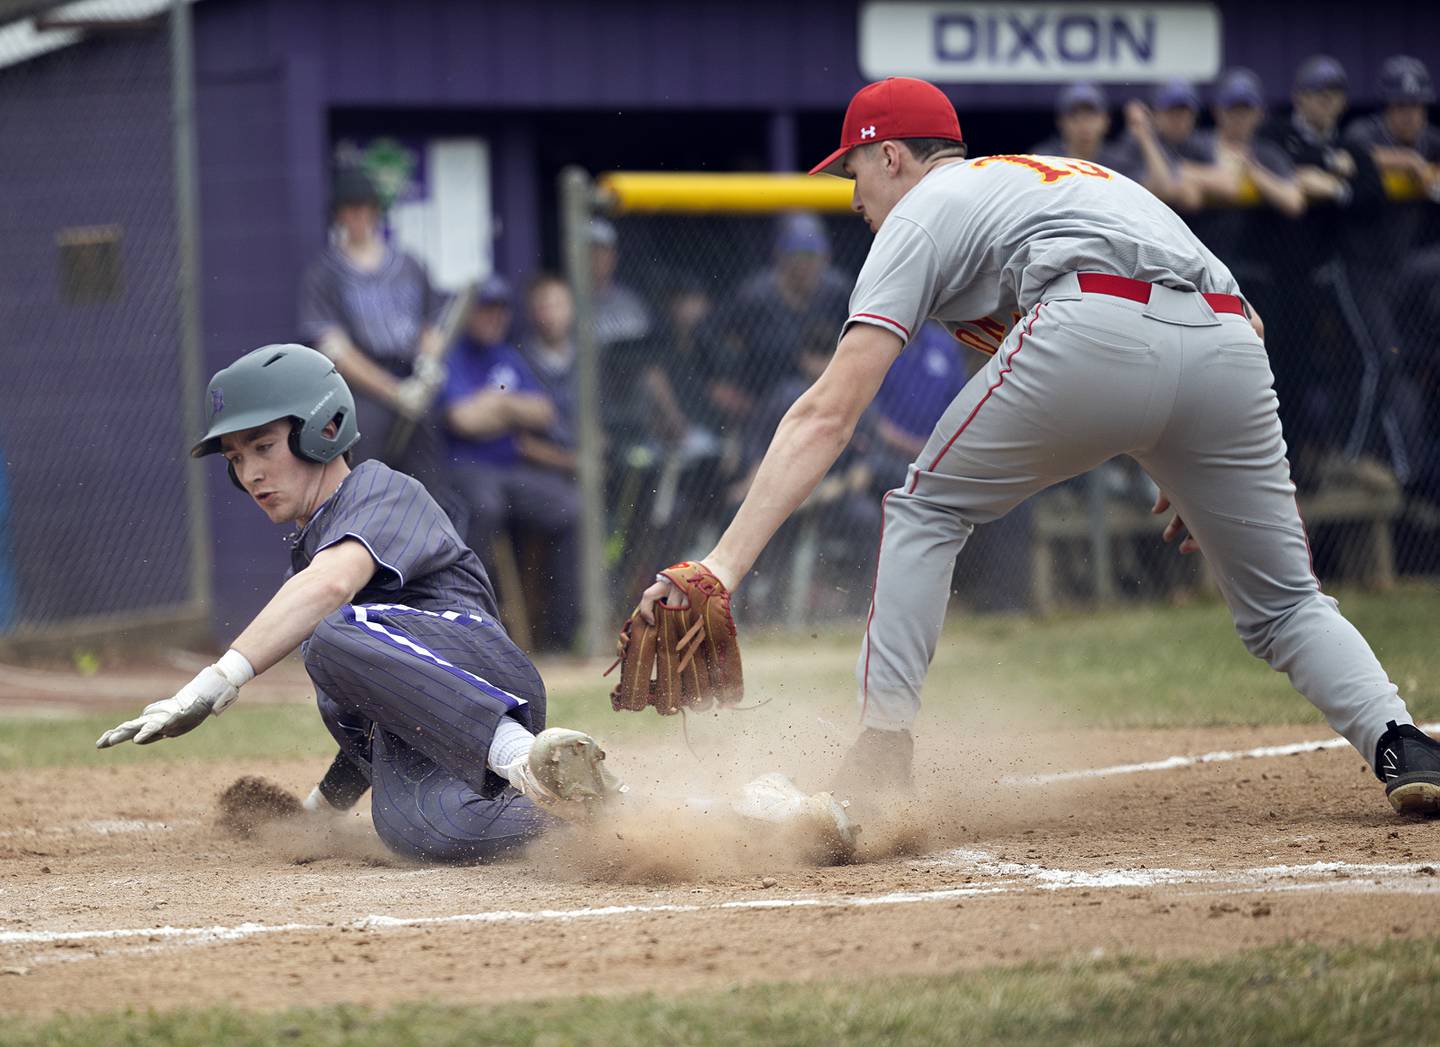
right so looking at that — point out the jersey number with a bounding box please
[971,155,1113,184]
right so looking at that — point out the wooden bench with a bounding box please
[1030,478,1402,615]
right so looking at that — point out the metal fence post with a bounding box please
[171,0,212,620]
[561,166,607,657]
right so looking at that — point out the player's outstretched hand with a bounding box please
[637,557,736,625]
[95,657,251,748]
[1152,492,1201,555]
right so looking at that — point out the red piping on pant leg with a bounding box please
[911,302,1046,493]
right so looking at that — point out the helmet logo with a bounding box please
[210,388,224,416]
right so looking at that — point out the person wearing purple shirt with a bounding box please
[442,276,580,649]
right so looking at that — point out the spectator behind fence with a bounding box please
[640,274,727,465]
[1031,82,1131,169]
[589,218,651,347]
[1188,69,1305,218]
[714,213,851,441]
[1116,79,1207,209]
[298,167,457,517]
[1344,56,1440,499]
[730,321,879,618]
[442,276,579,650]
[1345,56,1440,195]
[1262,55,1413,489]
[519,273,578,472]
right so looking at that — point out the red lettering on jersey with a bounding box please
[1062,159,1113,179]
[974,316,1008,339]
[972,155,1071,183]
[971,155,1113,185]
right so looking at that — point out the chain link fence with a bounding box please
[571,175,1440,631]
[0,1,207,641]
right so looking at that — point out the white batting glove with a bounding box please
[392,376,433,421]
[95,650,254,748]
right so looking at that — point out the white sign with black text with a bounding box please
[859,2,1222,83]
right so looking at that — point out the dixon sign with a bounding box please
[860,2,1221,82]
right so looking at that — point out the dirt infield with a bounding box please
[3,720,1438,1017]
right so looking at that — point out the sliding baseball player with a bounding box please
[97,345,622,862]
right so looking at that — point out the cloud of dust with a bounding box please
[208,694,1120,882]
[538,695,1105,883]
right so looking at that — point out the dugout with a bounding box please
[0,0,1432,641]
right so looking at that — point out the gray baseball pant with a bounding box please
[857,272,1412,767]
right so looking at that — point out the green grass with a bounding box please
[4,585,1437,771]
[7,939,1440,1046]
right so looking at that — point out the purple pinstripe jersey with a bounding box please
[290,460,499,618]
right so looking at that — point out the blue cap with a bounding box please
[475,274,513,305]
[776,212,829,256]
[588,217,618,247]
[1151,78,1199,111]
[1057,81,1107,114]
[1294,55,1348,93]
[1216,68,1265,109]
[1378,55,1434,104]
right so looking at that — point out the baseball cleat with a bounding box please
[732,772,860,863]
[830,728,915,803]
[509,728,626,822]
[1375,720,1440,816]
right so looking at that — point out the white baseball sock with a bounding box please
[487,716,536,782]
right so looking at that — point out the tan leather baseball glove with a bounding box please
[607,561,744,715]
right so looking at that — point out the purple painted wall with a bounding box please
[0,26,192,628]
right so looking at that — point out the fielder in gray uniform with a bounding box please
[97,345,621,862]
[640,76,1440,816]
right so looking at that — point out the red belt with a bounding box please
[1077,272,1246,317]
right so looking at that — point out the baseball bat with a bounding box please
[382,281,476,462]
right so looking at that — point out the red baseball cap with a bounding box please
[809,77,964,177]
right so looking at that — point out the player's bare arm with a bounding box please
[445,387,556,439]
[639,322,902,620]
[229,540,377,675]
[1244,159,1306,217]
[318,327,405,404]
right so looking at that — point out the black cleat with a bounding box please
[1375,720,1440,816]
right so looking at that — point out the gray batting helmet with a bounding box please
[190,344,360,464]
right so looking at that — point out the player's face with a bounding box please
[334,203,379,246]
[1059,106,1109,154]
[528,282,574,342]
[1217,104,1261,139]
[591,243,618,287]
[221,420,319,525]
[1154,106,1196,145]
[1385,104,1427,145]
[1295,88,1346,132]
[844,144,909,233]
[466,301,512,346]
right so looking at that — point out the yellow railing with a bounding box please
[599,167,1430,213]
[599,173,854,214]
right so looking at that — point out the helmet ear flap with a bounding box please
[227,459,245,492]
[288,419,308,462]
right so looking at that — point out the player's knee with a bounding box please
[1232,589,1331,662]
[303,608,357,671]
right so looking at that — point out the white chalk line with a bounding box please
[4,725,1437,967]
[1000,721,1440,787]
[5,848,1438,969]
[0,819,190,840]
